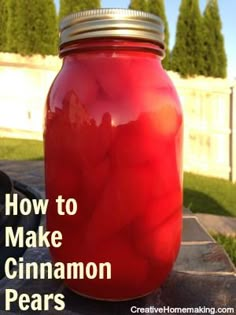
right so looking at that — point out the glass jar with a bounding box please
[44,9,183,301]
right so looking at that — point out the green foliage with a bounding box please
[59,0,101,21]
[6,0,20,53]
[128,0,147,11]
[171,0,205,77]
[212,234,236,266]
[147,0,170,69]
[0,0,8,52]
[203,0,227,78]
[184,172,236,217]
[0,138,43,160]
[6,0,58,55]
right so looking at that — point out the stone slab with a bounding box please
[175,243,235,273]
[196,213,236,236]
[0,161,44,191]
[182,217,214,242]
[161,271,236,308]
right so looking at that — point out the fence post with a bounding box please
[230,84,236,182]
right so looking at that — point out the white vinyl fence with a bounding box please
[168,72,236,182]
[0,53,235,182]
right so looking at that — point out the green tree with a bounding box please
[6,0,20,53]
[26,0,58,55]
[203,0,227,78]
[171,0,205,77]
[147,0,170,69]
[7,0,58,55]
[59,0,101,21]
[128,0,147,11]
[0,0,8,52]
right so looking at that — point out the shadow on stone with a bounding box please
[61,287,162,315]
[184,188,231,216]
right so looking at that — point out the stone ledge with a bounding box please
[182,216,215,242]
[175,243,235,273]
[161,271,236,308]
[196,213,236,236]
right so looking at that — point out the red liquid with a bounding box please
[45,44,183,300]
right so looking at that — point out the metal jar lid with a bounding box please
[60,8,165,50]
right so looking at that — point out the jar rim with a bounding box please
[59,8,165,52]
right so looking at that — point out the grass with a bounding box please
[0,137,43,160]
[212,234,236,266]
[184,172,236,217]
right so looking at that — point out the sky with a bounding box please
[55,0,236,79]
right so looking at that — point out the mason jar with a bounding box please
[44,8,183,301]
